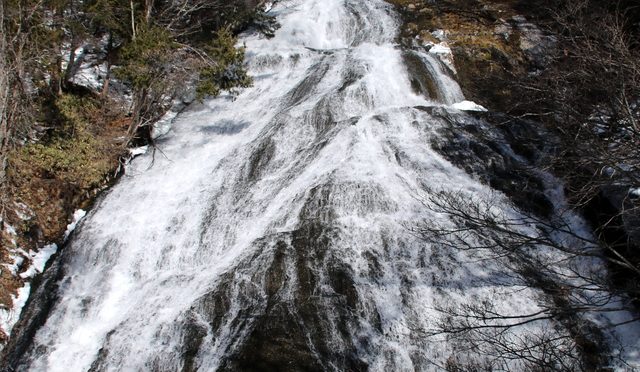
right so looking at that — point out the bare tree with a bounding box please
[418,189,640,371]
[506,0,640,207]
[0,0,9,183]
[0,0,48,185]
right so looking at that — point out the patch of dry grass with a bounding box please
[0,94,128,319]
[386,0,531,109]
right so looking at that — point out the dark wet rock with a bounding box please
[182,184,379,371]
[403,51,444,101]
[511,15,557,69]
[245,138,276,183]
[307,97,338,134]
[583,185,640,299]
[88,331,115,372]
[429,110,553,217]
[181,316,208,372]
[287,58,332,107]
[451,45,522,112]
[200,120,251,136]
[215,223,366,372]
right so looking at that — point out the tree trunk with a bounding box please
[130,0,137,40]
[63,40,78,90]
[144,0,154,24]
[129,88,148,141]
[101,33,113,98]
[0,0,9,182]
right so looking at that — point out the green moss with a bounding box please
[13,94,113,190]
[54,94,98,135]
[385,0,529,111]
[20,138,110,189]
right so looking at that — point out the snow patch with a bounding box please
[0,283,31,340]
[431,29,446,41]
[152,110,179,139]
[19,244,59,279]
[263,1,275,12]
[450,100,488,112]
[129,146,149,158]
[4,224,17,236]
[14,202,34,221]
[64,209,87,241]
[3,255,24,276]
[1,244,59,345]
[72,63,108,91]
[429,42,456,73]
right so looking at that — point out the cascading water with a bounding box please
[3,0,639,371]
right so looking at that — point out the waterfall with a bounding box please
[3,0,638,371]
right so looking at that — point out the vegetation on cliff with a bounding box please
[389,0,639,369]
[392,0,639,292]
[0,0,274,343]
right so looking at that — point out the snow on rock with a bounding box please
[263,1,275,12]
[0,283,31,342]
[129,146,149,158]
[0,210,82,347]
[1,243,59,347]
[3,255,24,276]
[60,45,106,91]
[494,21,513,40]
[19,244,58,280]
[429,42,451,55]
[71,61,108,91]
[64,209,87,241]
[428,41,456,74]
[125,146,150,170]
[152,111,179,139]
[14,202,34,221]
[512,15,556,68]
[431,29,446,41]
[4,223,17,236]
[630,188,640,198]
[451,100,488,112]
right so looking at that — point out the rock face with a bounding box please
[584,185,640,292]
[427,108,554,217]
[390,0,640,318]
[511,15,556,69]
